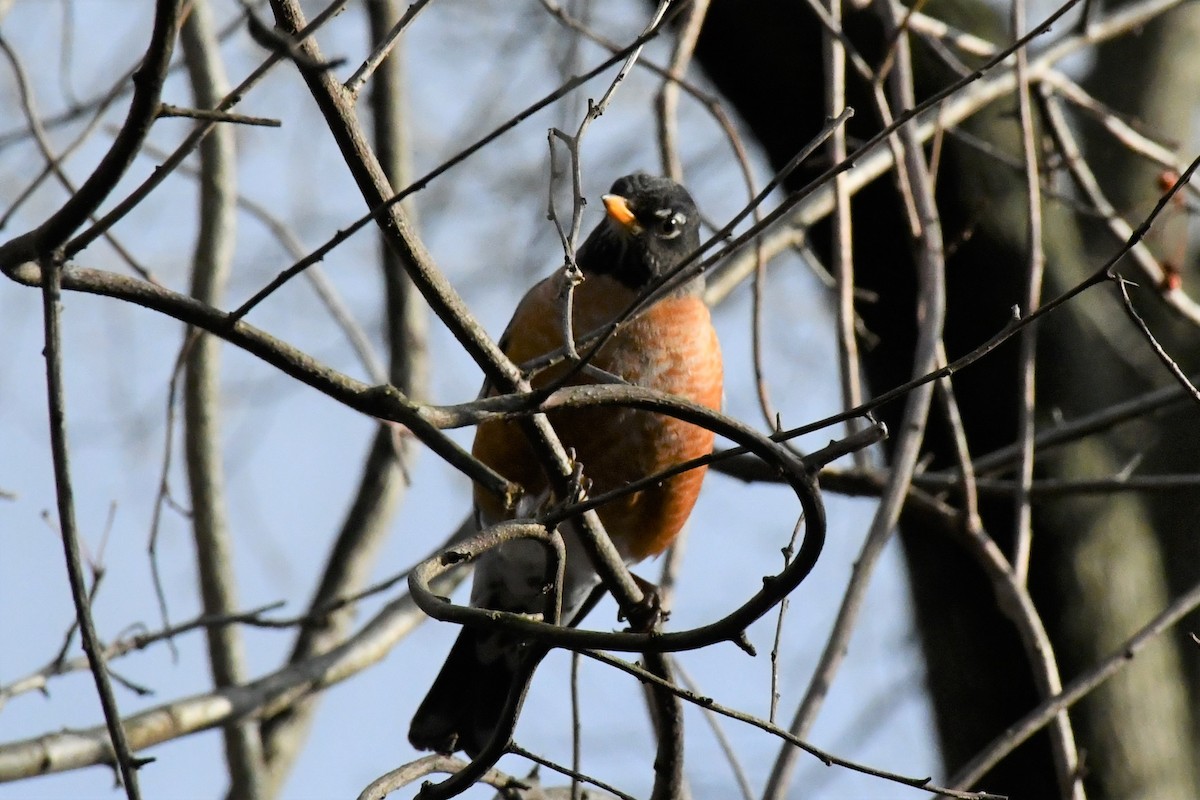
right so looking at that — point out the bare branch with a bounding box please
[357,753,529,800]
[179,4,266,794]
[60,0,352,260]
[156,103,281,126]
[1009,0,1047,593]
[260,0,430,788]
[343,0,433,98]
[1111,274,1200,404]
[584,651,1000,800]
[0,546,468,782]
[42,258,146,798]
[0,602,286,709]
[948,577,1200,790]
[764,2,949,790]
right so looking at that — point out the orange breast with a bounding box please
[472,273,723,561]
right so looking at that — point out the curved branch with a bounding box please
[409,383,827,656]
[357,754,528,800]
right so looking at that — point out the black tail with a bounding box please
[408,628,523,758]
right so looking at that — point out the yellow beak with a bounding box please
[602,193,639,232]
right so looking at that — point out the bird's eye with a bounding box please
[658,213,684,238]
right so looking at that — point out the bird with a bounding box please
[408,172,724,758]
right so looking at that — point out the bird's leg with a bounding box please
[620,572,669,632]
[562,449,591,507]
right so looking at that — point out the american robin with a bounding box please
[408,172,723,757]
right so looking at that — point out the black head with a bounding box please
[576,173,702,291]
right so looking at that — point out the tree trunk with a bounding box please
[688,0,1200,796]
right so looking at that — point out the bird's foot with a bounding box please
[619,573,670,632]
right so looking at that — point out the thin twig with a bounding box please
[147,335,195,659]
[3,259,514,498]
[126,132,390,382]
[570,652,582,800]
[764,5,947,792]
[769,514,805,728]
[947,577,1200,791]
[260,1,428,789]
[1009,0,1047,595]
[933,342,981,531]
[230,12,680,322]
[157,103,281,126]
[0,537,470,782]
[1041,69,1197,191]
[672,659,755,800]
[61,0,354,259]
[897,1,1000,57]
[0,602,287,709]
[584,651,1000,800]
[1111,274,1200,403]
[507,744,638,800]
[653,0,709,181]
[953,369,1199,476]
[706,0,1189,306]
[1038,87,1187,303]
[0,35,153,279]
[41,257,145,798]
[539,0,768,285]
[824,0,869,461]
[644,650,686,800]
[342,0,433,97]
[0,0,182,792]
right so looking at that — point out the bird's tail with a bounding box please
[408,627,533,758]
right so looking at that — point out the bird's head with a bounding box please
[577,173,702,291]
